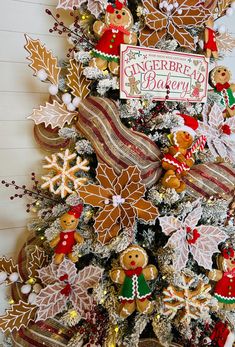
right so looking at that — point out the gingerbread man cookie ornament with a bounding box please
[161,114,199,193]
[208,247,235,310]
[90,0,137,75]
[50,205,84,265]
[209,66,235,117]
[110,245,158,319]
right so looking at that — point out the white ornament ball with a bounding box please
[49,84,58,95]
[33,283,42,294]
[9,272,19,283]
[28,292,37,305]
[177,8,182,14]
[226,7,234,16]
[231,2,235,10]
[37,69,48,81]
[218,25,226,34]
[0,271,7,283]
[174,2,179,8]
[20,284,32,295]
[159,2,164,8]
[67,103,76,112]
[168,4,174,10]
[62,93,72,105]
[72,97,81,107]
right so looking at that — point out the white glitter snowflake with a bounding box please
[41,149,90,198]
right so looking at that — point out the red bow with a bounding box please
[125,267,142,277]
[215,82,230,92]
[106,1,124,13]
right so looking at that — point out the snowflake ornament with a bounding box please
[158,203,228,270]
[41,149,90,198]
[197,103,235,164]
[163,273,212,324]
[57,0,107,18]
[35,258,103,322]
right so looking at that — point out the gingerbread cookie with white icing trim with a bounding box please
[110,245,158,318]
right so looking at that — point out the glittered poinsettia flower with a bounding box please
[35,258,103,322]
[78,164,159,245]
[139,0,211,50]
[197,103,235,164]
[57,0,108,18]
[159,203,227,270]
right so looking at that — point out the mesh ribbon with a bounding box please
[76,96,162,188]
[183,162,235,199]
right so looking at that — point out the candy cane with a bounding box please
[185,135,207,160]
[176,135,207,174]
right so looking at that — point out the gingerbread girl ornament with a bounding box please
[50,204,84,265]
[161,114,204,193]
[204,17,218,60]
[89,0,137,75]
[110,245,158,319]
[208,247,235,310]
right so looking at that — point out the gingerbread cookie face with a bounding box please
[221,248,235,272]
[173,131,194,149]
[210,66,231,87]
[60,213,79,230]
[120,246,148,270]
[105,6,133,30]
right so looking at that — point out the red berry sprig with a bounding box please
[1,173,60,213]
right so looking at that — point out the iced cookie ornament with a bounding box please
[209,66,235,117]
[110,245,158,318]
[89,0,137,75]
[161,114,206,193]
[50,204,84,265]
[208,247,235,310]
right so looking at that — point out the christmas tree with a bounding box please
[1,0,235,346]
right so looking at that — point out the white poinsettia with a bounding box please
[197,103,235,163]
[158,204,227,271]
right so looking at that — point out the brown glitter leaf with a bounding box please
[0,301,37,332]
[0,257,21,284]
[28,247,49,280]
[24,35,61,85]
[67,60,91,99]
[168,22,195,50]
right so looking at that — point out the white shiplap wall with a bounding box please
[0,0,234,343]
[0,0,70,342]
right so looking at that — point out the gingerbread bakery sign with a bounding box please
[120,45,208,102]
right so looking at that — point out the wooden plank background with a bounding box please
[0,0,234,343]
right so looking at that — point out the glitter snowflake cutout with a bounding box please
[41,149,90,198]
[163,273,212,324]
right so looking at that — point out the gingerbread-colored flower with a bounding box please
[139,0,211,50]
[79,164,159,244]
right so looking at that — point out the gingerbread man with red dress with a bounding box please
[208,247,235,310]
[50,204,84,265]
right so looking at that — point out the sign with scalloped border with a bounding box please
[120,45,208,103]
